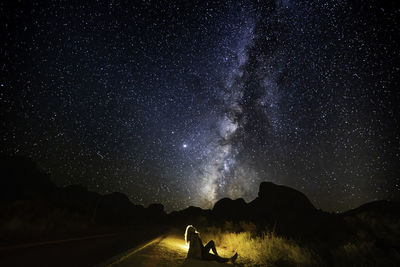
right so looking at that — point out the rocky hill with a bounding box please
[1,155,399,255]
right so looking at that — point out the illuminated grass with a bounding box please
[201,226,318,266]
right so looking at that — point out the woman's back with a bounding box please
[187,233,203,259]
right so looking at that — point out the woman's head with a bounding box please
[184,225,198,244]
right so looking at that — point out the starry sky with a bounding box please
[1,0,399,212]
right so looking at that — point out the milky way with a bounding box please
[1,0,399,212]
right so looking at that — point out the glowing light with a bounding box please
[159,236,189,252]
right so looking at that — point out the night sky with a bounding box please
[1,0,399,212]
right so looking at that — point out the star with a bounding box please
[1,0,398,212]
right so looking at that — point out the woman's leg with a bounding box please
[202,240,230,263]
[202,252,230,263]
[203,240,219,256]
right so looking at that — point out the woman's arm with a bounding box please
[195,233,204,249]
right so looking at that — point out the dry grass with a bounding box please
[332,241,400,267]
[200,223,318,266]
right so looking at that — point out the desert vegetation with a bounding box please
[197,219,400,267]
[200,222,319,266]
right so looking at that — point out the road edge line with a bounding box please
[98,235,165,267]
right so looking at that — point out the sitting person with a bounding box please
[184,225,238,263]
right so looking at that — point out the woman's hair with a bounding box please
[184,225,198,245]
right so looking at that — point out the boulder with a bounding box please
[212,198,249,221]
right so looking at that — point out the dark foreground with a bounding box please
[0,227,161,267]
[1,156,399,266]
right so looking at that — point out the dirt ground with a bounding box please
[104,233,235,267]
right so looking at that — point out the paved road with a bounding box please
[0,229,161,267]
[0,230,235,266]
[105,233,232,267]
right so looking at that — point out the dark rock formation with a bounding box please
[0,155,165,233]
[0,155,56,201]
[169,206,211,229]
[1,155,399,251]
[257,181,315,211]
[212,198,249,221]
[249,181,317,222]
[343,200,400,219]
[145,203,167,223]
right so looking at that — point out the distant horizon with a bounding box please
[6,154,394,214]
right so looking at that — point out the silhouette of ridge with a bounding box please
[1,155,399,249]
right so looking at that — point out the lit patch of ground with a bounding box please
[105,234,233,267]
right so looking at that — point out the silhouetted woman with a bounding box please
[184,225,238,263]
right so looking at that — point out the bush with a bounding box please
[332,241,400,267]
[200,223,319,266]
